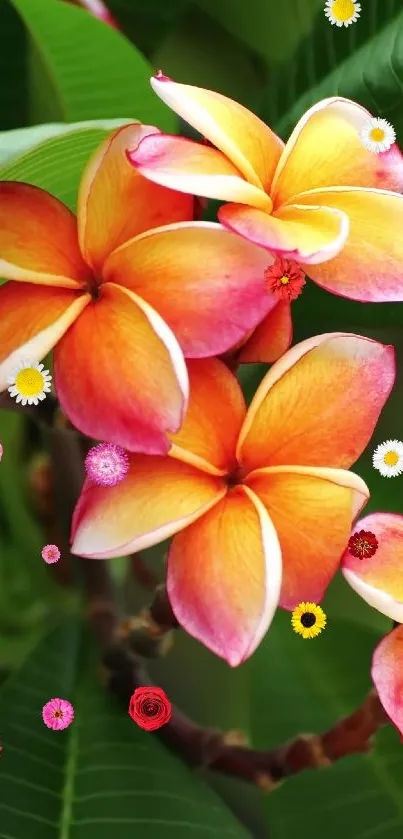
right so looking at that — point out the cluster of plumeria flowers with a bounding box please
[2,72,403,738]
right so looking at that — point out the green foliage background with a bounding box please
[0,1,402,837]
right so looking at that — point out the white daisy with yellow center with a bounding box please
[7,360,52,406]
[324,0,361,27]
[360,118,396,154]
[372,440,403,478]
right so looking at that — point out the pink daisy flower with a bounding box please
[84,442,130,487]
[42,698,74,731]
[41,544,61,564]
[264,256,306,301]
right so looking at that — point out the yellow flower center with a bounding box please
[370,127,385,142]
[15,367,45,397]
[330,0,355,22]
[279,275,290,285]
[384,450,399,466]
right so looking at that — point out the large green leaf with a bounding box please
[0,620,252,838]
[0,119,130,167]
[251,611,402,839]
[9,0,177,130]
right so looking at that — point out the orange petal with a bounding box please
[167,484,282,666]
[246,465,368,609]
[54,282,188,454]
[71,455,226,558]
[342,513,403,622]
[77,123,193,274]
[0,182,90,287]
[128,134,271,209]
[103,222,276,357]
[151,74,284,192]
[219,201,349,263]
[372,626,403,738]
[271,98,403,207]
[237,301,292,363]
[296,187,403,302]
[169,358,246,476]
[0,282,90,390]
[237,333,395,473]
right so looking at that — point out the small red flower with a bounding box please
[264,256,306,301]
[348,529,379,559]
[128,687,172,732]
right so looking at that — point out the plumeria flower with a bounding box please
[71,333,394,666]
[324,0,361,27]
[342,513,403,738]
[0,125,280,453]
[7,359,52,406]
[129,74,403,304]
[360,118,396,154]
[372,439,403,477]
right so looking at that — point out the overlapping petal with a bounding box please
[246,466,368,609]
[0,282,90,390]
[342,513,403,622]
[295,187,403,301]
[77,123,193,274]
[237,333,395,473]
[0,182,90,287]
[237,302,292,364]
[169,359,246,476]
[71,456,225,558]
[150,74,284,191]
[218,202,349,263]
[167,484,282,666]
[54,282,188,454]
[372,626,403,738]
[103,222,276,357]
[271,98,403,207]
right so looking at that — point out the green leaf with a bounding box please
[0,620,252,838]
[0,119,131,167]
[10,0,177,130]
[251,611,403,839]
[0,0,27,129]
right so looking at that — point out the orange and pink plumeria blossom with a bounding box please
[0,124,284,454]
[71,333,395,666]
[342,513,403,738]
[128,74,403,302]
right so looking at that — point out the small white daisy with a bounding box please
[372,440,403,478]
[359,118,396,154]
[325,0,361,27]
[7,359,52,406]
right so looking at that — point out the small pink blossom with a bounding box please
[85,442,130,487]
[41,544,61,564]
[42,698,74,731]
[0,442,3,462]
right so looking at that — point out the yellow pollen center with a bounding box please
[331,0,355,21]
[370,127,385,142]
[279,275,290,285]
[384,450,399,466]
[15,368,44,397]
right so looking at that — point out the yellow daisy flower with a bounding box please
[291,602,327,639]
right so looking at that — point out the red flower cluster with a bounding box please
[128,687,172,732]
[348,529,379,560]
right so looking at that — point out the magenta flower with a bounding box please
[41,544,61,564]
[42,698,74,731]
[0,442,2,462]
[85,442,130,487]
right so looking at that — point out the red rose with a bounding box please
[128,687,172,732]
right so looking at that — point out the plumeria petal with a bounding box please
[128,134,271,210]
[167,484,282,666]
[169,359,247,476]
[103,222,277,357]
[271,98,403,207]
[71,456,225,558]
[237,302,292,364]
[342,513,403,621]
[218,202,349,264]
[237,333,395,473]
[150,74,284,191]
[246,465,368,609]
[0,282,90,390]
[295,187,403,301]
[0,182,90,287]
[372,625,403,738]
[77,123,193,274]
[54,282,188,454]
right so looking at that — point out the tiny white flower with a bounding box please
[372,440,403,478]
[360,118,396,154]
[325,0,361,27]
[7,359,52,406]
